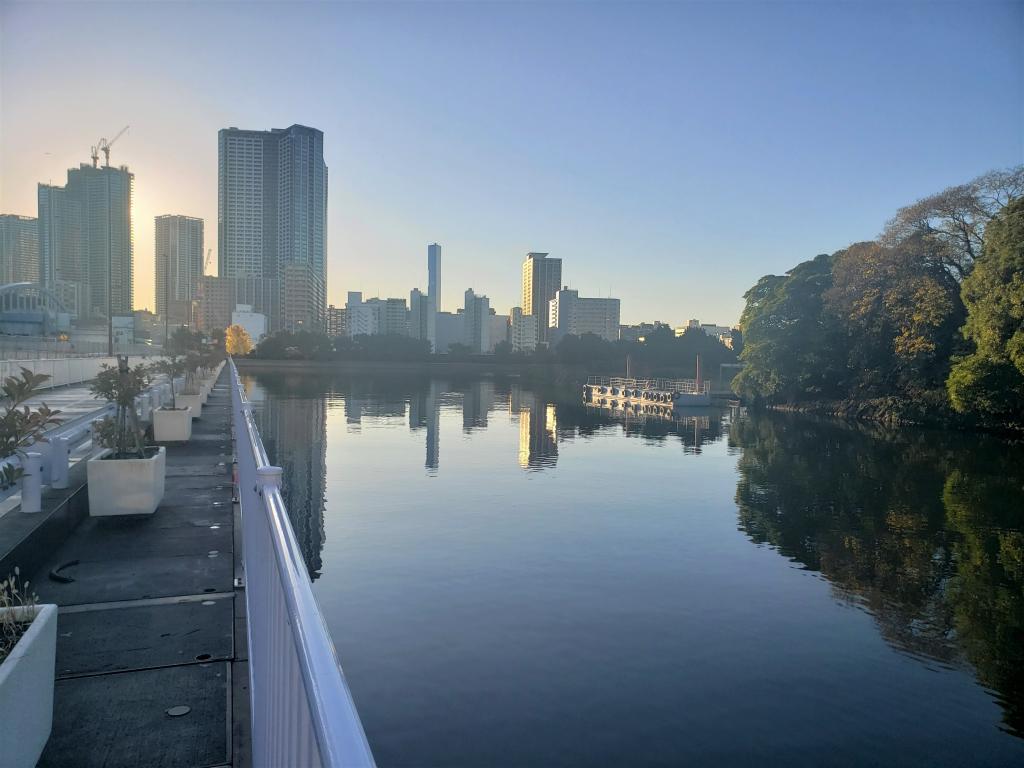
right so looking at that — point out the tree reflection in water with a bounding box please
[731,413,1024,736]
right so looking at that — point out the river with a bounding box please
[241,369,1024,767]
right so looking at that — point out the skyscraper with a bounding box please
[218,124,327,331]
[155,215,203,324]
[38,163,134,321]
[0,215,40,284]
[521,252,561,343]
[427,243,441,350]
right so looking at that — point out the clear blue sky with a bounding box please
[1,0,1021,325]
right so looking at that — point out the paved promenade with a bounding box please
[26,369,251,768]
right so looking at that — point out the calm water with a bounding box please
[243,371,1024,767]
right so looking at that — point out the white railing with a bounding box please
[586,376,711,394]
[229,358,375,768]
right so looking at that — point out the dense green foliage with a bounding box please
[947,197,1024,418]
[735,166,1023,427]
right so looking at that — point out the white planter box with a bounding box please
[87,446,165,516]
[177,394,203,419]
[0,604,57,768]
[152,406,193,442]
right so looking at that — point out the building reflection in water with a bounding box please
[409,379,442,472]
[511,386,559,470]
[243,376,328,581]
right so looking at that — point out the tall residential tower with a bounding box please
[218,124,327,332]
[155,215,203,324]
[38,163,134,321]
[521,252,561,344]
[0,215,40,284]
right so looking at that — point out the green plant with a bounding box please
[0,568,38,664]
[0,368,62,491]
[90,356,150,459]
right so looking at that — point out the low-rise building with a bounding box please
[509,306,538,352]
[232,304,267,343]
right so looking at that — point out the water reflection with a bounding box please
[240,370,1024,751]
[244,374,327,580]
[730,414,1024,736]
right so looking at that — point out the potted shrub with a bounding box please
[87,357,165,516]
[148,356,191,441]
[0,368,61,499]
[176,353,204,418]
[0,569,57,768]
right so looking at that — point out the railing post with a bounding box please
[51,436,70,489]
[256,465,283,493]
[21,452,42,513]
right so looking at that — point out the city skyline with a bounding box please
[1,1,1021,326]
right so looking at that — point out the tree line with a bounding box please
[734,166,1024,428]
[247,324,739,382]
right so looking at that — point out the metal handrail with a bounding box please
[229,357,375,768]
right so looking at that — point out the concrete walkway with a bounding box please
[28,368,250,768]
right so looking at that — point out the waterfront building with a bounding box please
[410,288,429,342]
[231,304,267,343]
[218,124,327,331]
[463,289,491,354]
[326,305,346,338]
[196,275,278,335]
[509,306,538,352]
[548,287,620,342]
[155,215,203,326]
[0,214,40,285]
[521,252,561,343]
[488,311,509,352]
[344,292,377,337]
[435,311,464,353]
[38,163,134,322]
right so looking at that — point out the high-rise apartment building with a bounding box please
[410,288,429,341]
[218,124,327,332]
[155,215,203,324]
[326,305,347,338]
[463,289,491,354]
[38,163,134,321]
[0,215,40,284]
[509,306,538,352]
[548,287,621,342]
[521,252,561,343]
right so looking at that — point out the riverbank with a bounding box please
[235,356,583,380]
[769,395,1024,436]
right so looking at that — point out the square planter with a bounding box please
[152,406,193,442]
[0,603,57,768]
[87,446,165,516]
[177,394,203,419]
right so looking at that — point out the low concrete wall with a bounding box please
[0,355,163,390]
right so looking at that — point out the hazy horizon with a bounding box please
[1,0,1021,326]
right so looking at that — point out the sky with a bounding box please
[1,1,1021,327]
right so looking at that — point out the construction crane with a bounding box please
[203,249,213,276]
[90,125,129,168]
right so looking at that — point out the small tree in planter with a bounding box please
[0,568,57,768]
[87,357,165,516]
[148,356,191,441]
[176,352,205,418]
[0,368,61,493]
